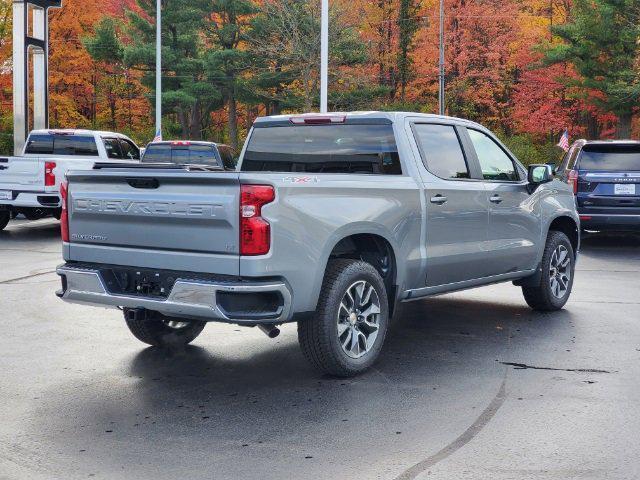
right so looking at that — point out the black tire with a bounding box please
[522,230,575,311]
[124,309,206,347]
[298,259,389,377]
[0,210,9,231]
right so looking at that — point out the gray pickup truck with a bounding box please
[56,112,579,376]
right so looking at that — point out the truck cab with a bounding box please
[0,129,139,230]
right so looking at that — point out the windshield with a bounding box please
[578,145,640,171]
[142,144,221,166]
[241,124,402,174]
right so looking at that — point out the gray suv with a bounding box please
[56,112,580,376]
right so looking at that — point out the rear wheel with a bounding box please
[0,210,9,231]
[522,230,575,311]
[124,308,206,347]
[298,259,389,377]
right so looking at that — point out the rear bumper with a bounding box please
[0,191,60,208]
[56,263,293,324]
[579,212,640,231]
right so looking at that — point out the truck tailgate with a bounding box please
[66,168,241,276]
[0,156,44,191]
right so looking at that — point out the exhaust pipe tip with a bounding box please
[257,324,280,339]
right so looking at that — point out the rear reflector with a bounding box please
[240,185,275,256]
[60,181,69,242]
[45,161,56,187]
[579,215,592,221]
[290,115,346,125]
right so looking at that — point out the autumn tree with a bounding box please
[0,0,13,154]
[248,0,367,113]
[541,0,640,137]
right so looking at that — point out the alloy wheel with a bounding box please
[337,280,381,359]
[549,245,571,299]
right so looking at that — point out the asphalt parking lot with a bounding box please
[1,218,639,480]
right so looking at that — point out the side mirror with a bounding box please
[528,164,553,185]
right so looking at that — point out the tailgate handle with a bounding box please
[126,177,159,189]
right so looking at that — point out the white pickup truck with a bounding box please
[0,129,140,230]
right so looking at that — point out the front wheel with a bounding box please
[0,210,9,231]
[124,309,206,347]
[522,230,575,311]
[298,259,389,377]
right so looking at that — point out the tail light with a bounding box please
[45,161,56,187]
[567,169,578,194]
[240,185,275,256]
[60,181,69,242]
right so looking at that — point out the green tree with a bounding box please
[125,0,222,139]
[397,0,420,101]
[204,0,259,150]
[541,0,640,137]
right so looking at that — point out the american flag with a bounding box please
[557,129,569,152]
[152,127,162,143]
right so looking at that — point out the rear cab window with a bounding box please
[241,122,402,174]
[142,143,221,167]
[25,133,99,156]
[577,144,640,171]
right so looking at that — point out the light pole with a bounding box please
[438,0,445,116]
[155,0,162,140]
[320,0,329,113]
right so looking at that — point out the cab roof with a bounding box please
[252,111,489,131]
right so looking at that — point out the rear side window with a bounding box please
[24,134,98,156]
[578,145,640,171]
[242,124,402,174]
[412,124,469,179]
[53,136,99,156]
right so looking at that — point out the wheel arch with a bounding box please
[317,226,403,316]
[547,215,580,254]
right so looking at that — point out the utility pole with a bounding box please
[320,0,329,113]
[155,0,162,139]
[438,0,445,116]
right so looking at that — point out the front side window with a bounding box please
[242,124,402,175]
[218,146,237,170]
[468,129,519,181]
[103,138,124,159]
[119,139,140,160]
[412,124,469,179]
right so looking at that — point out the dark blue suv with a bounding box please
[558,140,640,232]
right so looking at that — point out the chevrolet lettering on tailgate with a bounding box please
[74,199,221,218]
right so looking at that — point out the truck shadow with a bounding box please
[23,294,577,479]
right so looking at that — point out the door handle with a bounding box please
[489,195,503,204]
[430,195,448,205]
